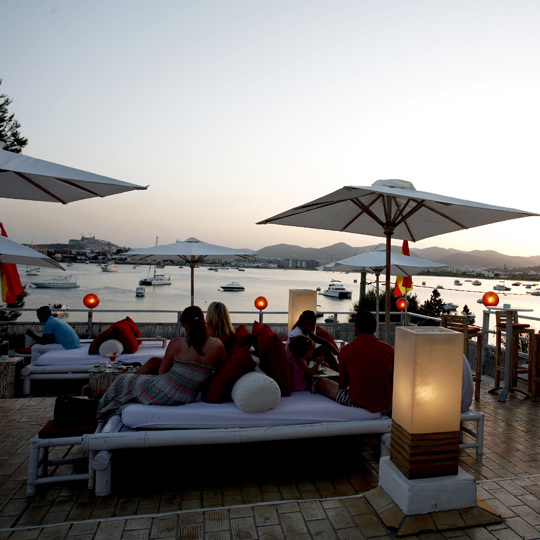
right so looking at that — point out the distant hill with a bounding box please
[257,243,540,270]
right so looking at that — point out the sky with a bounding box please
[1,0,540,256]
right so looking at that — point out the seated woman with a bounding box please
[97,306,227,417]
[286,310,339,371]
[288,335,325,392]
[206,301,236,355]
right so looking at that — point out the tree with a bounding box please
[0,80,28,153]
[0,286,29,321]
[417,288,446,318]
[349,287,420,321]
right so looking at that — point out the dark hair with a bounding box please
[180,306,208,355]
[289,335,315,359]
[37,306,51,317]
[354,310,377,334]
[293,310,317,330]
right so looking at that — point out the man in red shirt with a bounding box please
[318,310,394,414]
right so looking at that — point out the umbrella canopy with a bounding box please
[0,148,148,204]
[0,236,64,270]
[126,237,257,306]
[259,179,538,342]
[319,244,448,333]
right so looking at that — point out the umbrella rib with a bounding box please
[14,172,69,204]
[258,200,342,224]
[345,196,385,231]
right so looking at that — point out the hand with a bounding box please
[25,329,34,337]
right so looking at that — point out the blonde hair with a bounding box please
[206,301,235,338]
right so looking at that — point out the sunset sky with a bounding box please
[2,1,540,256]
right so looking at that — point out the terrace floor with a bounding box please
[1,378,540,539]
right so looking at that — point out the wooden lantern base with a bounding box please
[390,420,460,480]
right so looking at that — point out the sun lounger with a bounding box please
[20,340,169,395]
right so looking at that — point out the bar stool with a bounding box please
[441,315,483,400]
[494,311,533,388]
[529,334,540,402]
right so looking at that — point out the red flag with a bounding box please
[0,224,24,303]
[394,240,413,297]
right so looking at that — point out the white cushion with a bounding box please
[99,339,124,357]
[231,371,281,413]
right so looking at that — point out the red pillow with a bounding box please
[88,319,140,355]
[88,326,116,354]
[229,325,252,358]
[251,320,273,356]
[202,346,256,403]
[258,329,292,397]
[121,316,142,338]
[316,326,338,351]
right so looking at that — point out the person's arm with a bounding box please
[295,351,324,377]
[338,356,349,389]
[158,339,180,374]
[25,328,54,345]
[311,333,339,356]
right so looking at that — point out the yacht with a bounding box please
[472,280,482,286]
[220,282,245,292]
[454,280,463,286]
[493,284,511,291]
[321,280,352,299]
[25,266,40,277]
[31,276,79,289]
[139,273,172,286]
[101,263,118,272]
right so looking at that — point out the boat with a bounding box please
[324,315,337,323]
[135,286,146,297]
[443,303,459,311]
[493,284,511,291]
[466,313,476,324]
[101,263,118,272]
[527,290,540,296]
[220,282,245,292]
[437,284,444,289]
[237,268,245,271]
[49,303,69,317]
[320,280,352,299]
[25,266,40,277]
[512,282,521,286]
[139,273,172,286]
[472,280,482,286]
[454,280,463,286]
[31,277,79,289]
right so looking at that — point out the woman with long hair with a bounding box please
[97,306,226,417]
[206,301,236,354]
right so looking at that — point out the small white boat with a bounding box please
[454,279,463,286]
[31,277,79,289]
[208,267,219,271]
[324,315,337,323]
[49,303,69,317]
[437,284,444,289]
[512,282,521,286]
[493,284,511,291]
[25,266,40,277]
[472,280,482,286]
[237,268,245,271]
[135,286,146,297]
[220,282,245,292]
[320,280,352,299]
[443,303,459,311]
[101,263,118,272]
[139,273,172,286]
[527,290,540,296]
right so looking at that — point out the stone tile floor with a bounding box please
[1,380,540,539]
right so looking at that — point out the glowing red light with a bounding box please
[83,293,100,309]
[254,296,268,310]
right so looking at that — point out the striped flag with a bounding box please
[394,240,413,297]
[0,223,23,303]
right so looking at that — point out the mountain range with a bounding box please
[256,242,540,270]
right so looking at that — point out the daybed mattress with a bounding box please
[33,341,169,367]
[121,392,383,429]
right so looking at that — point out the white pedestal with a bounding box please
[379,457,477,515]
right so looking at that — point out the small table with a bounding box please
[311,366,339,393]
[486,306,533,402]
[87,363,137,395]
[136,337,167,348]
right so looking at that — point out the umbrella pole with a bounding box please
[385,231,392,343]
[190,263,195,306]
[375,272,380,338]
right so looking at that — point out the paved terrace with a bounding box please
[0,379,540,539]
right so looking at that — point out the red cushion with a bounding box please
[88,319,140,355]
[258,329,292,397]
[202,346,256,403]
[38,419,98,438]
[88,326,116,354]
[121,316,142,338]
[496,323,530,330]
[315,326,338,351]
[251,320,273,356]
[229,325,252,358]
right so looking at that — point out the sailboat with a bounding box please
[25,266,40,276]
[138,237,172,286]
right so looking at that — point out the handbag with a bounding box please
[53,395,99,428]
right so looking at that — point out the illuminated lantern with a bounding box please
[288,289,317,331]
[83,293,100,309]
[482,291,500,307]
[396,298,409,311]
[254,296,268,310]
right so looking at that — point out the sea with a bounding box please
[14,263,540,330]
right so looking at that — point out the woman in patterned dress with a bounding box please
[97,306,227,417]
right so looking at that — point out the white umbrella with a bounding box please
[0,148,148,204]
[259,179,538,342]
[0,236,64,270]
[319,244,448,332]
[126,237,257,306]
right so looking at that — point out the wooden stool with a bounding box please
[528,334,540,401]
[441,315,483,400]
[494,311,533,388]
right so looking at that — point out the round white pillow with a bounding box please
[231,371,281,413]
[99,339,124,357]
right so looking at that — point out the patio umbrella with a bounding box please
[319,244,447,333]
[259,179,538,342]
[0,148,148,204]
[0,235,64,270]
[126,237,257,306]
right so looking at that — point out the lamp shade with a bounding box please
[396,298,409,311]
[83,293,100,309]
[254,296,268,310]
[482,291,500,307]
[288,289,317,332]
[393,326,463,434]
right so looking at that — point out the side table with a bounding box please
[0,356,24,398]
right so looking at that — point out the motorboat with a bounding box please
[493,284,511,291]
[208,267,219,271]
[135,286,146,297]
[437,284,444,289]
[454,279,463,286]
[443,303,459,311]
[25,266,40,277]
[512,282,521,286]
[324,315,337,323]
[139,273,172,286]
[220,282,245,292]
[320,280,352,299]
[472,280,482,286]
[49,303,69,317]
[527,290,540,296]
[101,263,118,272]
[31,277,79,289]
[237,268,245,271]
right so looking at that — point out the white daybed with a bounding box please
[20,340,168,395]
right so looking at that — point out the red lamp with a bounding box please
[83,293,100,309]
[254,296,268,310]
[396,297,409,311]
[482,291,499,307]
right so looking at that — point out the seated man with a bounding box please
[318,310,394,415]
[26,306,80,363]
